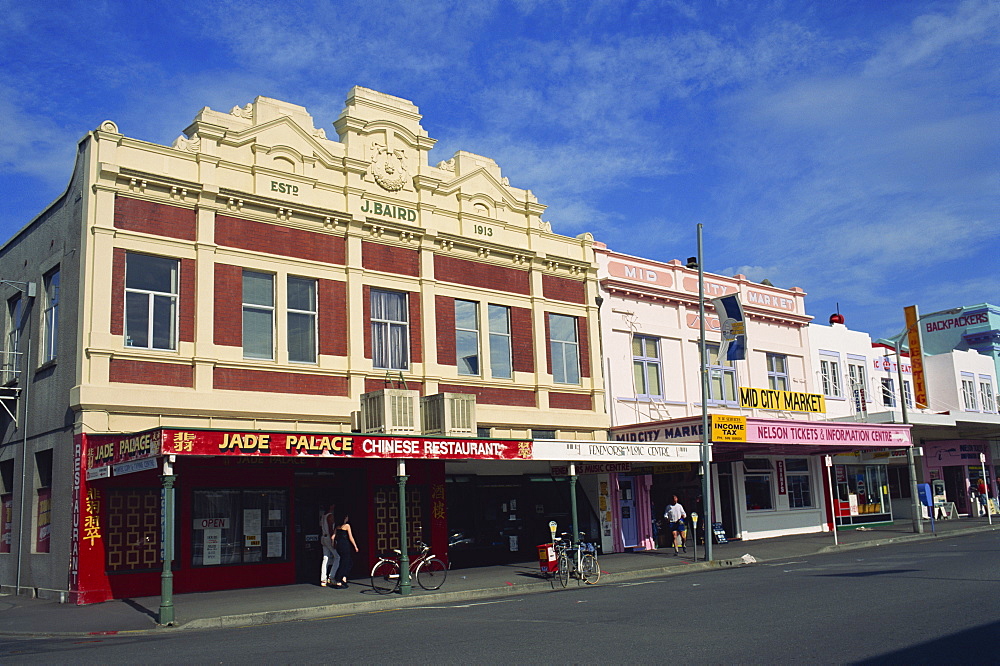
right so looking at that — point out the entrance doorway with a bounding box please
[943,466,970,515]
[717,462,738,539]
[619,476,638,548]
[293,469,367,583]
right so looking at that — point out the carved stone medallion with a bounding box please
[369,142,409,192]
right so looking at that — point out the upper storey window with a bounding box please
[125,253,178,351]
[372,289,409,371]
[548,313,580,385]
[242,271,275,360]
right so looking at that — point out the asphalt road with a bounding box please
[4,531,999,664]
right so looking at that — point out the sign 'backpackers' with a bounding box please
[739,387,826,414]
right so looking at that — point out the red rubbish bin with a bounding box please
[537,543,557,573]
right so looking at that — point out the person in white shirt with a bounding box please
[664,495,687,555]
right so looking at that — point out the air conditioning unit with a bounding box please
[359,389,419,434]
[421,393,477,436]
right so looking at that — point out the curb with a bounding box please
[3,525,996,637]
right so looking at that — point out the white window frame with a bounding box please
[371,289,409,371]
[961,373,978,411]
[847,358,868,408]
[455,299,480,376]
[706,344,737,405]
[4,295,23,383]
[632,335,663,399]
[881,377,896,407]
[42,268,59,363]
[819,353,842,398]
[785,458,813,509]
[488,304,512,380]
[242,271,275,361]
[979,377,996,413]
[549,313,580,385]
[286,276,317,364]
[766,353,788,391]
[124,252,179,351]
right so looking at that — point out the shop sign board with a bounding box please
[112,457,158,476]
[711,414,747,442]
[738,387,826,413]
[748,421,910,447]
[87,430,162,470]
[550,463,632,476]
[612,418,704,443]
[533,439,700,462]
[159,429,532,461]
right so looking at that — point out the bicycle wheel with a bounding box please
[416,557,448,590]
[557,553,570,588]
[581,553,601,585]
[371,559,400,594]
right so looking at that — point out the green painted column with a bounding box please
[397,461,411,596]
[158,464,176,625]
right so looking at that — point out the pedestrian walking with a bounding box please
[319,503,339,587]
[664,495,687,555]
[332,513,359,588]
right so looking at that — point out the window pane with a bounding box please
[287,277,315,311]
[151,294,176,350]
[490,334,512,379]
[125,292,150,348]
[646,363,661,396]
[632,337,643,357]
[549,314,577,343]
[456,330,480,375]
[243,309,274,359]
[127,254,177,292]
[288,312,316,363]
[455,300,478,330]
[745,475,773,510]
[633,361,645,394]
[243,272,274,307]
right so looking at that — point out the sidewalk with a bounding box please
[2,516,997,636]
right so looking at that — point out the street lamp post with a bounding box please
[690,224,712,562]
[891,307,961,535]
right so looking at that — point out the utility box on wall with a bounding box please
[421,393,477,436]
[359,389,420,434]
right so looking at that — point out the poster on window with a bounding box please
[243,509,261,548]
[266,531,283,558]
[203,528,221,565]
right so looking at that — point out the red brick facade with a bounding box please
[362,241,420,277]
[179,258,195,343]
[510,306,534,373]
[433,255,529,294]
[109,359,193,387]
[438,384,536,407]
[548,392,592,410]
[110,249,126,336]
[215,215,345,265]
[542,274,586,304]
[213,263,243,347]
[365,378,423,394]
[214,367,349,396]
[114,197,196,241]
[318,279,348,357]
[435,296,456,366]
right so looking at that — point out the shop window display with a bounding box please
[191,489,288,566]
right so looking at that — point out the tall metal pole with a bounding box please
[15,336,31,595]
[397,460,411,595]
[697,224,713,561]
[895,338,924,534]
[158,456,176,625]
[569,463,580,545]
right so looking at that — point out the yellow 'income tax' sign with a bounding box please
[711,414,746,442]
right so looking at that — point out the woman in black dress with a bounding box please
[332,514,359,588]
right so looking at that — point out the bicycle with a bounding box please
[370,541,448,594]
[553,532,601,587]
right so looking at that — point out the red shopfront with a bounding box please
[72,429,530,604]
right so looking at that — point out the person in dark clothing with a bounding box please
[332,514,359,588]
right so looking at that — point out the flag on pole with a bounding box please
[711,294,747,361]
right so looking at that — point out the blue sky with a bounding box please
[2,0,997,339]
